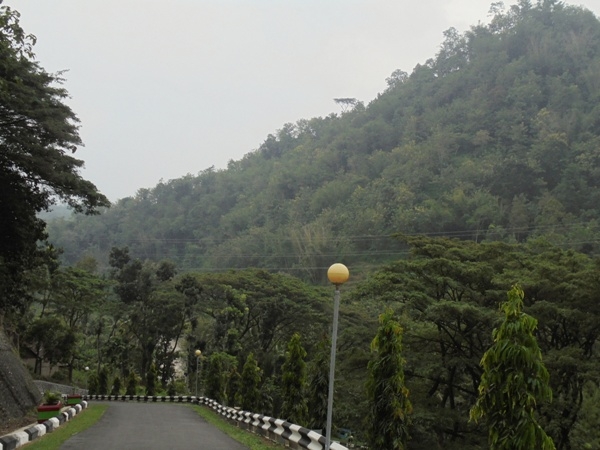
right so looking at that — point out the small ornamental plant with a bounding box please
[38,391,63,423]
[42,391,62,405]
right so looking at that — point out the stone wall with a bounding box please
[33,381,86,396]
[0,329,41,423]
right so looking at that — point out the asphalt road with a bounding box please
[59,402,250,450]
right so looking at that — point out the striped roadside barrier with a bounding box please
[198,396,348,450]
[0,401,88,450]
[83,395,349,449]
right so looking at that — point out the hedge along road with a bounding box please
[59,402,249,450]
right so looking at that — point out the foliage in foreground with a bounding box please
[345,235,600,449]
[470,286,555,450]
[366,309,412,450]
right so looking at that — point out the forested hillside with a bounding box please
[10,3,600,449]
[48,1,600,283]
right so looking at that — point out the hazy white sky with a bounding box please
[7,0,600,201]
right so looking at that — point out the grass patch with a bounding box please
[24,404,108,450]
[188,404,284,450]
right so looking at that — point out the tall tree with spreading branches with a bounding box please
[0,5,109,314]
[470,285,555,450]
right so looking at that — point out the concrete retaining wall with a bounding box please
[33,381,87,396]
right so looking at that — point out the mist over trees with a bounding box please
[47,1,600,284]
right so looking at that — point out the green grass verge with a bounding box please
[24,404,109,450]
[188,404,285,450]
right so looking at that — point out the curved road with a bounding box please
[59,402,249,450]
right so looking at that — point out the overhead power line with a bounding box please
[53,219,600,267]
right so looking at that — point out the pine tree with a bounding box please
[237,352,261,412]
[366,309,412,450]
[167,380,177,396]
[306,337,329,432]
[146,363,157,396]
[281,333,308,425]
[98,366,109,395]
[205,354,225,403]
[470,285,555,450]
[88,372,99,396]
[126,370,138,396]
[227,367,241,407]
[111,376,121,395]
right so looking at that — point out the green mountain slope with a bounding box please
[48,1,600,282]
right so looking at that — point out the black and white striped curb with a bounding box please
[84,394,198,403]
[0,401,88,450]
[201,398,348,450]
[84,395,348,450]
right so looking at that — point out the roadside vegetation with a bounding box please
[24,404,108,450]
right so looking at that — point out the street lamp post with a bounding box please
[194,349,201,398]
[325,263,350,450]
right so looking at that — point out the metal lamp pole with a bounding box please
[194,349,201,398]
[325,263,349,450]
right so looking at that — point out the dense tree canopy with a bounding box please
[345,235,600,449]
[109,247,186,378]
[182,268,329,364]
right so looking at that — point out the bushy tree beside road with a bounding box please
[0,5,108,315]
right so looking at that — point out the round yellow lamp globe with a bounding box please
[327,263,349,286]
[195,349,201,357]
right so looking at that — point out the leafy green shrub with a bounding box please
[88,372,99,395]
[145,363,157,396]
[43,391,62,405]
[125,371,138,395]
[111,376,121,395]
[98,367,109,395]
